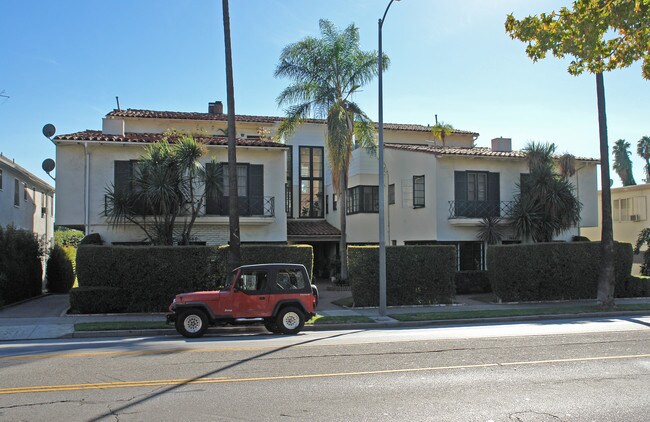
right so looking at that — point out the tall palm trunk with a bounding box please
[338,170,348,282]
[596,72,615,308]
[222,0,240,270]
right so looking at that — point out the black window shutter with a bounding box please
[454,171,467,217]
[488,172,500,217]
[114,161,132,194]
[249,164,264,215]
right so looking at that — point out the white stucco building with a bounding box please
[0,153,55,253]
[52,102,599,275]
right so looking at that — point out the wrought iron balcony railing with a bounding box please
[448,200,514,219]
[206,196,275,217]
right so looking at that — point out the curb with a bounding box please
[68,309,650,339]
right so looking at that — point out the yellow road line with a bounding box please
[1,353,649,396]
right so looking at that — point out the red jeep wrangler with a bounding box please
[167,263,317,338]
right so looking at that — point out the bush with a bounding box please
[0,225,43,306]
[72,244,314,313]
[46,245,75,293]
[618,275,650,298]
[348,246,456,307]
[79,233,103,246]
[54,227,85,248]
[487,242,633,302]
[455,271,491,295]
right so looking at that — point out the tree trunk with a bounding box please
[223,0,241,270]
[595,72,615,309]
[339,170,348,282]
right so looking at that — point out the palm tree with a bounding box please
[477,216,504,245]
[274,19,387,282]
[431,121,454,147]
[558,153,576,178]
[638,135,650,183]
[612,139,636,186]
[222,0,241,270]
[511,142,582,243]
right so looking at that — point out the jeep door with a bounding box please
[232,269,272,317]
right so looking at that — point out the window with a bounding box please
[333,193,337,211]
[299,146,324,218]
[114,160,148,214]
[413,175,425,208]
[458,241,484,271]
[454,171,500,218]
[14,179,19,207]
[326,194,329,214]
[614,197,647,222]
[0,168,3,190]
[286,146,293,218]
[206,163,265,216]
[238,270,268,293]
[347,186,378,214]
[388,184,395,205]
[274,269,307,291]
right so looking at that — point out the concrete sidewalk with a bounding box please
[1,289,649,342]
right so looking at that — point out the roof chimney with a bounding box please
[491,137,512,152]
[208,101,223,114]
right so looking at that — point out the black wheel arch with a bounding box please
[272,300,308,317]
[172,303,217,322]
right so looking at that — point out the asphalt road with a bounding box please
[0,316,649,421]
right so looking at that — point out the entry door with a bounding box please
[233,270,270,317]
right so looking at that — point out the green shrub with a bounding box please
[487,242,633,302]
[46,245,75,293]
[69,287,127,314]
[72,244,314,313]
[0,225,43,306]
[54,227,85,248]
[79,233,103,245]
[348,246,456,307]
[455,271,491,295]
[619,275,650,298]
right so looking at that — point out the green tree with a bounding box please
[511,142,582,243]
[505,0,650,307]
[638,135,650,182]
[222,0,241,270]
[274,19,387,282]
[104,133,219,245]
[431,121,454,147]
[612,139,636,186]
[634,228,650,276]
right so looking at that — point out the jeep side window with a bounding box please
[274,269,306,291]
[238,271,268,293]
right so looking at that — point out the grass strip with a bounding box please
[389,303,650,322]
[307,315,375,325]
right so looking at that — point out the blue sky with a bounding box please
[1,0,648,188]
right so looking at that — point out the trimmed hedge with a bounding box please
[619,275,650,298]
[487,242,633,302]
[455,271,491,295]
[0,225,43,306]
[71,244,314,313]
[46,245,75,293]
[348,246,456,307]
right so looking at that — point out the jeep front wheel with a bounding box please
[176,309,209,338]
[276,307,305,335]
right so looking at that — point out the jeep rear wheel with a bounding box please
[276,307,305,335]
[176,309,209,338]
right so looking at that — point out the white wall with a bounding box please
[54,141,286,245]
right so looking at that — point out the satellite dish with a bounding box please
[42,158,56,173]
[42,123,56,138]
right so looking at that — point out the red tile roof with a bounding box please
[106,109,479,136]
[287,220,341,238]
[385,143,598,162]
[53,130,287,148]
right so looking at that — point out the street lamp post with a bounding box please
[378,0,400,317]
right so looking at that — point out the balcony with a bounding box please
[448,200,514,223]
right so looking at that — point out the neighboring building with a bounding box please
[0,153,55,253]
[581,184,650,273]
[52,102,599,276]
